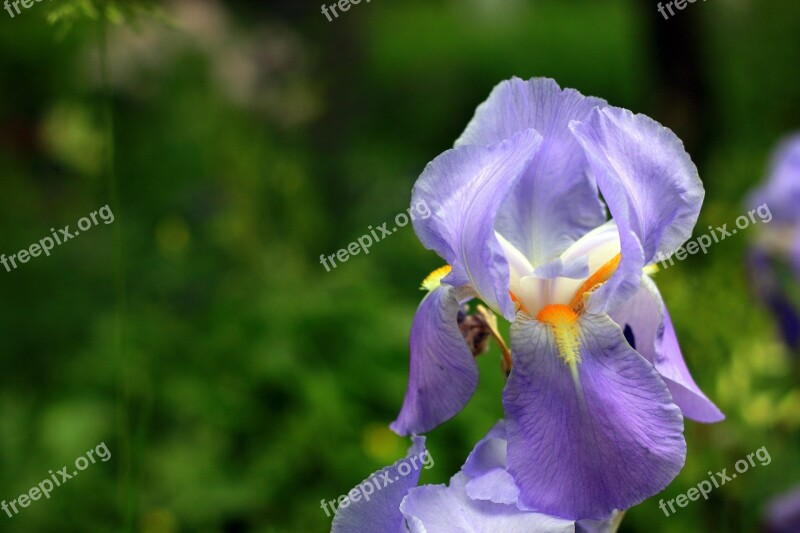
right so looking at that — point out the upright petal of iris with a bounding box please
[392,128,543,435]
[412,128,543,320]
[456,77,608,267]
[569,106,705,314]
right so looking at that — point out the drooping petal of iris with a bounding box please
[401,473,576,533]
[444,421,624,532]
[331,423,619,532]
[392,77,723,519]
[331,437,428,533]
[608,275,725,422]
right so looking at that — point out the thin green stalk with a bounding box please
[98,9,132,532]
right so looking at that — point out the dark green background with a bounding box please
[0,0,798,531]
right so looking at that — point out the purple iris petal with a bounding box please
[456,78,607,267]
[461,420,520,505]
[657,310,727,421]
[401,472,576,533]
[391,285,479,436]
[411,129,542,320]
[610,276,724,422]
[332,437,427,533]
[462,421,622,531]
[331,421,623,531]
[570,106,704,314]
[503,313,686,519]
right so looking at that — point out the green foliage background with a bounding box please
[0,0,798,531]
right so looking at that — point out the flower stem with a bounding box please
[97,10,133,531]
[476,305,513,375]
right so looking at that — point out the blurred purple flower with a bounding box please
[332,422,620,533]
[763,485,800,533]
[391,78,723,519]
[746,135,800,351]
[749,135,800,229]
[747,248,800,352]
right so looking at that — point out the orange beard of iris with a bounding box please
[536,304,581,366]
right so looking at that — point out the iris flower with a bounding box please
[391,78,723,519]
[747,135,800,351]
[332,422,620,532]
